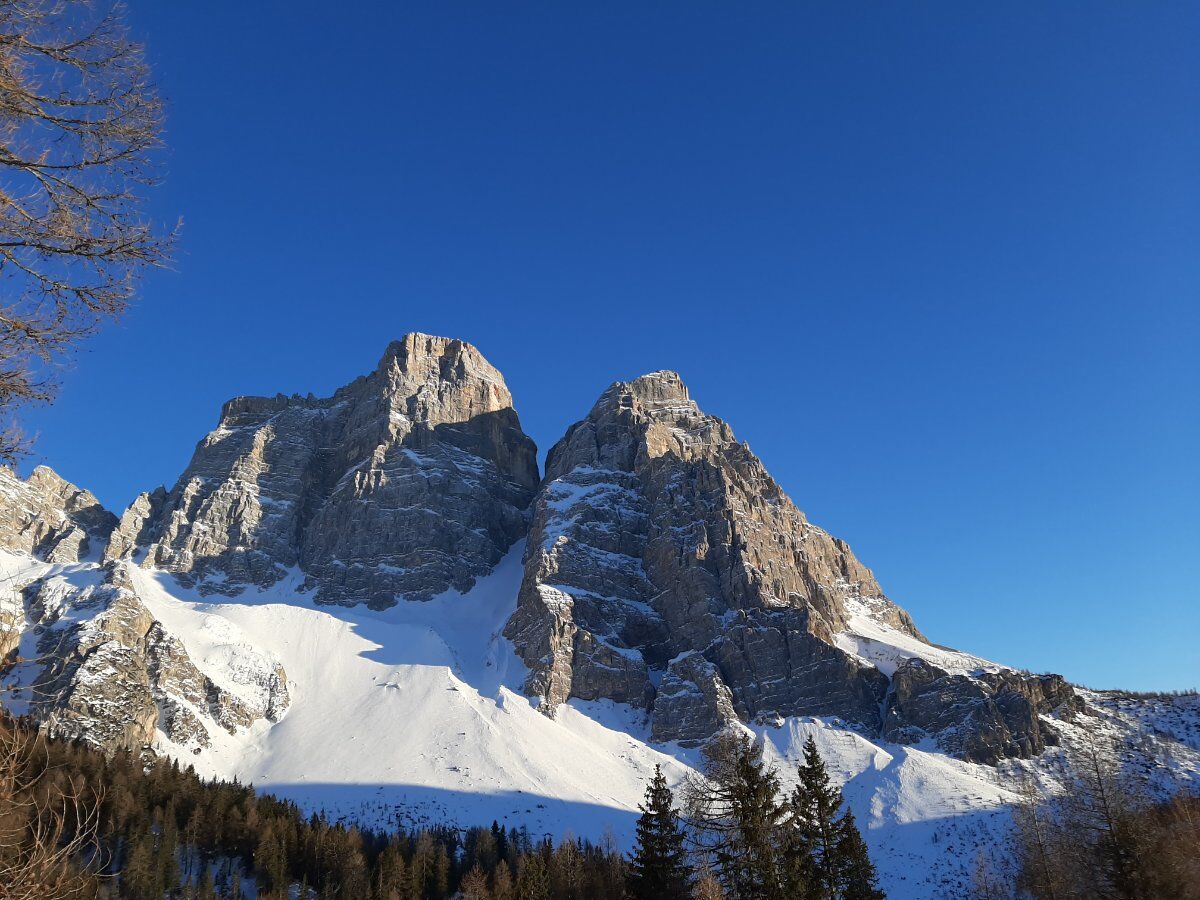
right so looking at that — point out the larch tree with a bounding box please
[0,0,173,461]
[459,864,491,900]
[691,868,725,900]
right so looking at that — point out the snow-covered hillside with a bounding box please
[1,545,1139,900]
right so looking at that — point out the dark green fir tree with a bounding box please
[788,735,884,900]
[628,764,690,900]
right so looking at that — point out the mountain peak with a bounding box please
[377,333,508,387]
[127,338,538,607]
[589,369,695,422]
[629,369,688,399]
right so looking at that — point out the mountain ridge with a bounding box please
[0,333,1196,899]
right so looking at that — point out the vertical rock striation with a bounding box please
[0,466,117,563]
[504,371,909,742]
[0,341,1083,765]
[502,370,1078,762]
[16,563,288,754]
[119,334,539,607]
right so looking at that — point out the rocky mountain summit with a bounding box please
[502,370,1079,761]
[0,335,1102,765]
[115,334,539,607]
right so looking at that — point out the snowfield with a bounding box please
[2,546,1196,899]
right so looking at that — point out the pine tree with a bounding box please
[685,730,787,900]
[835,810,884,900]
[629,765,690,900]
[493,820,509,863]
[516,852,551,900]
[787,736,883,900]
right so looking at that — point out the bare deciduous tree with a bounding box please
[0,717,102,899]
[0,0,173,461]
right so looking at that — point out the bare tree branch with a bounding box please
[0,0,175,462]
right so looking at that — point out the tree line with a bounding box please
[0,712,622,899]
[0,712,885,899]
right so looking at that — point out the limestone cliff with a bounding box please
[503,370,1077,761]
[118,334,539,607]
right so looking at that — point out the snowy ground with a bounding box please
[131,548,1028,898]
[3,546,1195,898]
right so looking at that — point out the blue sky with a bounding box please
[20,3,1198,690]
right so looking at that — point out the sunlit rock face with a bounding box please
[502,370,1079,761]
[0,466,117,563]
[123,334,540,607]
[15,563,288,754]
[504,371,909,737]
[0,339,1085,765]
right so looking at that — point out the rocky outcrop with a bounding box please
[122,335,539,607]
[505,371,902,738]
[884,658,1082,763]
[104,486,167,562]
[652,653,740,746]
[0,466,117,563]
[20,564,288,754]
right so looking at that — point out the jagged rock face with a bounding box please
[884,659,1082,764]
[127,334,539,606]
[0,466,117,563]
[505,371,904,736]
[104,486,167,562]
[0,343,1087,768]
[19,564,288,754]
[652,652,740,746]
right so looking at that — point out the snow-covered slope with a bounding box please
[126,544,695,842]
[2,545,1155,899]
[834,594,998,678]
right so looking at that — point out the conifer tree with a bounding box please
[460,864,492,899]
[198,867,216,900]
[685,730,787,900]
[492,820,509,863]
[692,869,725,900]
[787,736,883,900]
[836,810,884,900]
[516,851,551,900]
[629,765,690,900]
[255,820,286,894]
[492,860,515,900]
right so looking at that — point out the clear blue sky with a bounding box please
[20,3,1198,691]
